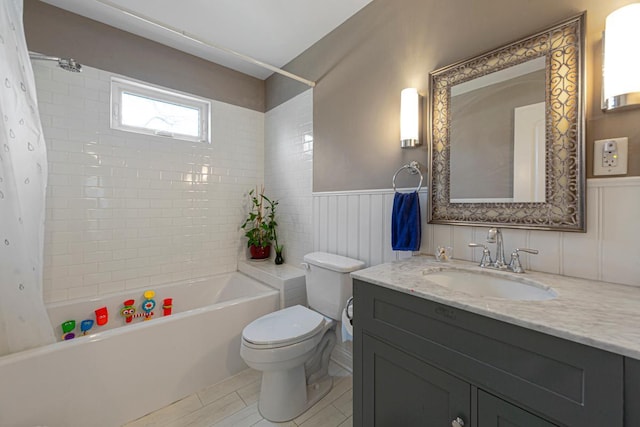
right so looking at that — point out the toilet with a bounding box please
[240,252,365,422]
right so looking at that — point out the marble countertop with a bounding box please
[351,255,640,360]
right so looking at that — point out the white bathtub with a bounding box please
[0,272,279,427]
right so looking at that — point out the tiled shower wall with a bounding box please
[264,89,314,268]
[313,177,640,287]
[34,62,264,303]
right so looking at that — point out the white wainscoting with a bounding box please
[312,188,429,267]
[313,177,640,288]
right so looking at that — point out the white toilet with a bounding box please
[240,252,365,422]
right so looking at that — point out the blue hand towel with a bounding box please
[392,192,421,251]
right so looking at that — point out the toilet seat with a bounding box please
[242,305,326,349]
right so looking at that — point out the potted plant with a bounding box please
[241,187,279,260]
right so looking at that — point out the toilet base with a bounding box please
[304,375,333,411]
[258,369,333,422]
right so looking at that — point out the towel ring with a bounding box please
[392,161,423,193]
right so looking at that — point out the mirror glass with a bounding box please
[450,57,546,203]
[428,13,585,231]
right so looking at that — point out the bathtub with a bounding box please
[0,272,279,427]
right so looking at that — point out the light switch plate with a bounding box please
[593,137,628,176]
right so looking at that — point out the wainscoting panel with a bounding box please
[313,178,640,287]
[313,189,427,268]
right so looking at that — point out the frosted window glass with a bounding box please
[121,92,200,137]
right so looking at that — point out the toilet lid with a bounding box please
[242,305,326,346]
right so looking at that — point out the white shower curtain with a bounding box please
[0,0,55,355]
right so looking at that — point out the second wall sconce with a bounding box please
[602,3,640,111]
[400,88,421,148]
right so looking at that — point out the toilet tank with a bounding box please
[302,252,366,320]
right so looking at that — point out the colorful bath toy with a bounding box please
[61,320,75,340]
[80,319,94,335]
[163,298,173,316]
[142,290,156,321]
[95,306,108,326]
[120,299,136,323]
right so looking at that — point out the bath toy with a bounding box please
[61,320,75,333]
[119,292,159,324]
[80,319,94,335]
[163,298,173,316]
[120,299,136,323]
[95,306,108,326]
[61,320,75,340]
[142,290,156,320]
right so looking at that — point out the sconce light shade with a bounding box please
[602,3,640,111]
[400,88,421,148]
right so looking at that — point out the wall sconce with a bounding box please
[400,88,421,148]
[602,3,640,111]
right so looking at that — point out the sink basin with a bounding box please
[424,270,556,301]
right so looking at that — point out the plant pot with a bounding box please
[250,245,271,260]
[275,252,284,265]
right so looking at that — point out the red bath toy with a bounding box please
[95,306,108,326]
[163,298,173,316]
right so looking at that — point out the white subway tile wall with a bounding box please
[312,178,640,288]
[34,62,264,303]
[264,89,314,268]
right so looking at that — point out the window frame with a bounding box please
[110,77,211,143]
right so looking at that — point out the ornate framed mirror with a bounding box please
[428,13,585,231]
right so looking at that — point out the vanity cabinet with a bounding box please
[353,280,625,427]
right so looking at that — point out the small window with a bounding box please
[111,77,210,143]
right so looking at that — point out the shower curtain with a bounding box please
[0,0,55,355]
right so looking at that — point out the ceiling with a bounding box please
[39,0,373,80]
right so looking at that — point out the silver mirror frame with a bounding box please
[428,13,586,231]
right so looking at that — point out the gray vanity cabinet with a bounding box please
[353,279,625,427]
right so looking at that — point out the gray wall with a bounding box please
[24,0,265,112]
[266,0,640,191]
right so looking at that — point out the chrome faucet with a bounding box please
[486,227,507,269]
[469,227,539,273]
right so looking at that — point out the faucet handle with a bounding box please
[514,248,539,255]
[508,248,539,273]
[468,243,492,268]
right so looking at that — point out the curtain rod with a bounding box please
[94,0,316,88]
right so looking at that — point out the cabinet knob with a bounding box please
[451,416,465,427]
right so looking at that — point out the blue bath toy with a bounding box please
[80,319,94,335]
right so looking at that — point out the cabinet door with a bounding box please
[478,390,558,427]
[362,334,470,427]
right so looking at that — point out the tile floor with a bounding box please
[123,363,353,427]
